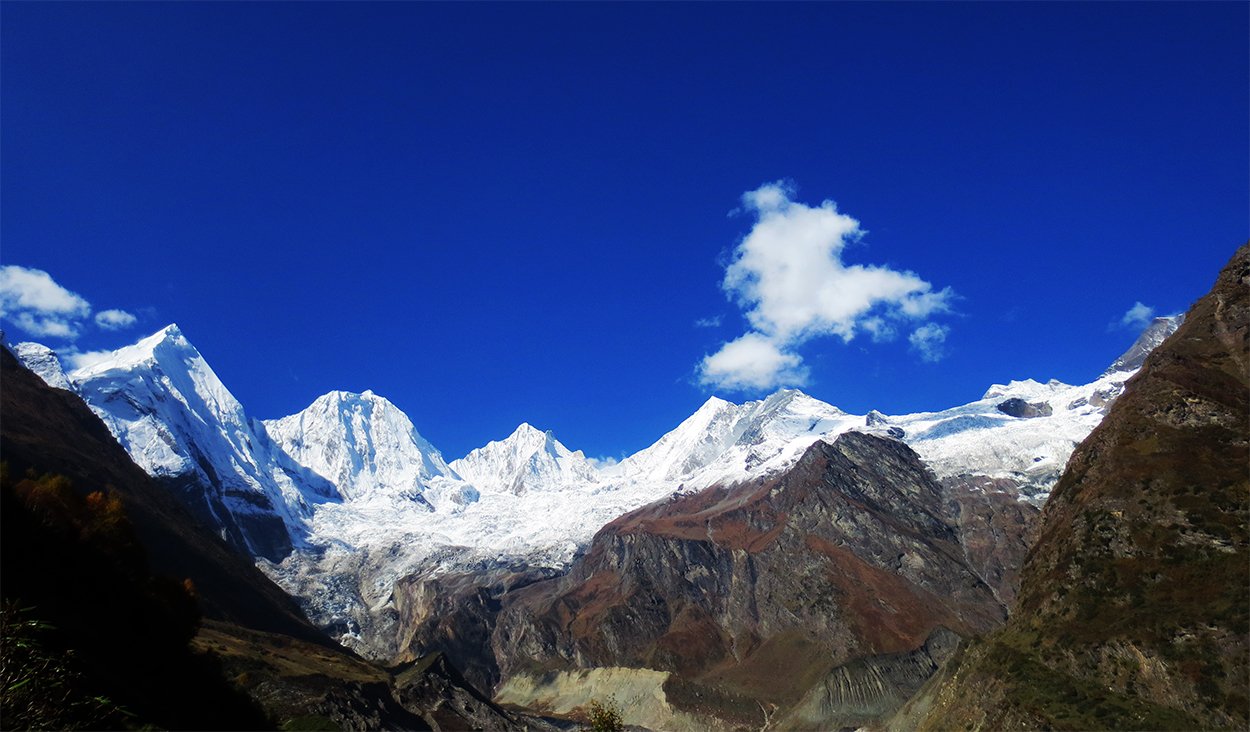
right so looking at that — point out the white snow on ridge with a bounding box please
[13,341,74,391]
[450,422,599,497]
[65,325,331,538]
[263,389,477,510]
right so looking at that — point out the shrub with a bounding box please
[588,695,624,732]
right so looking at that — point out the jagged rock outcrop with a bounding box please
[904,244,1249,731]
[995,397,1053,418]
[390,562,562,693]
[491,432,1007,729]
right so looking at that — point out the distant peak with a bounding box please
[142,323,197,354]
[508,422,547,440]
[764,388,808,405]
[313,389,399,412]
[69,323,202,378]
[695,395,735,413]
[1104,314,1185,375]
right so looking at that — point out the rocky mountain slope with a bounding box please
[490,432,1006,729]
[898,243,1249,731]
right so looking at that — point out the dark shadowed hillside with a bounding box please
[899,243,1249,731]
[0,346,323,641]
[0,348,546,731]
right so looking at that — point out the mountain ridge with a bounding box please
[898,243,1249,731]
[9,312,1181,660]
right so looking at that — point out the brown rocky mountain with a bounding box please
[0,347,536,731]
[940,474,1040,609]
[489,431,1009,729]
[898,243,1249,731]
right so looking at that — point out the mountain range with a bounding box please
[13,312,1178,653]
[10,259,1242,730]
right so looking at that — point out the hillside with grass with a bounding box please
[898,243,1249,731]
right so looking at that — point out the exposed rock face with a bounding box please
[908,244,1250,731]
[491,432,1006,728]
[391,562,561,693]
[995,397,1053,418]
[195,622,538,732]
[778,627,960,729]
[940,475,1040,608]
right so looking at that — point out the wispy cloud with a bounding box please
[698,182,954,391]
[694,315,722,328]
[63,348,117,371]
[95,309,138,330]
[0,265,138,341]
[1117,301,1155,330]
[586,455,620,470]
[909,323,950,363]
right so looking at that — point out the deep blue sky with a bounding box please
[3,2,1246,460]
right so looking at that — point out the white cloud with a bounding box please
[1119,301,1154,330]
[694,315,722,328]
[698,182,954,391]
[95,309,138,330]
[63,349,117,371]
[586,455,620,470]
[909,323,950,363]
[0,266,91,339]
[0,265,139,340]
[700,332,808,391]
[861,316,897,343]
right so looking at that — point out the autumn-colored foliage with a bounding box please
[0,464,268,729]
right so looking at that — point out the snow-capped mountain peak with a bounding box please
[62,324,338,560]
[616,387,857,489]
[12,341,73,390]
[262,389,464,507]
[1104,314,1184,375]
[450,422,598,496]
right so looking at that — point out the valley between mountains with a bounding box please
[3,245,1245,730]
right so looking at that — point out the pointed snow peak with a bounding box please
[866,409,890,426]
[158,322,184,338]
[144,323,195,355]
[70,323,202,380]
[1104,314,1184,375]
[698,395,734,411]
[509,422,545,439]
[758,387,841,417]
